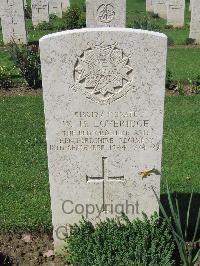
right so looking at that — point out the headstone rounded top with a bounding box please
[39,27,167,43]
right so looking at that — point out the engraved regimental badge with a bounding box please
[73,43,135,105]
[97,4,115,23]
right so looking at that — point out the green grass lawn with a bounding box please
[0,96,199,231]
[167,48,200,80]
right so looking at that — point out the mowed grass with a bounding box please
[0,96,199,231]
[167,48,200,80]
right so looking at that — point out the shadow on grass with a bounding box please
[161,193,200,265]
[161,193,200,239]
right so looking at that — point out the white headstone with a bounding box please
[31,0,49,27]
[146,0,154,12]
[86,0,126,28]
[189,0,200,43]
[40,28,167,250]
[61,0,70,12]
[1,0,27,44]
[154,0,167,19]
[49,0,62,18]
[167,0,185,27]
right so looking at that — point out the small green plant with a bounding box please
[185,38,195,45]
[64,213,175,265]
[188,76,200,94]
[63,6,86,29]
[9,43,42,89]
[176,81,185,95]
[0,66,13,89]
[133,16,161,31]
[153,186,200,266]
[166,69,175,89]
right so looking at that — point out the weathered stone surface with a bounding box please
[86,0,126,28]
[31,0,49,27]
[189,0,200,43]
[49,0,62,18]
[1,0,27,44]
[189,0,193,11]
[167,0,185,27]
[61,0,70,12]
[40,28,167,250]
[154,0,167,19]
[146,0,154,12]
[23,0,27,8]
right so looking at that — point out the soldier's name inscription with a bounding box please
[49,110,159,152]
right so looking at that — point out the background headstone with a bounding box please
[86,0,126,28]
[167,0,185,27]
[49,0,62,18]
[154,0,167,19]
[1,0,27,44]
[40,28,167,250]
[61,0,70,12]
[31,0,49,27]
[189,0,200,43]
[146,0,154,12]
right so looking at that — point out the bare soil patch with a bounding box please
[0,233,65,266]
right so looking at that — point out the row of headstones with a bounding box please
[32,0,70,27]
[0,0,70,45]
[1,0,200,45]
[146,0,200,43]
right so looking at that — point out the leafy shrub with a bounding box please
[176,81,185,95]
[65,213,175,266]
[9,43,42,89]
[133,16,161,31]
[63,6,86,29]
[166,69,175,89]
[185,38,195,45]
[0,66,13,89]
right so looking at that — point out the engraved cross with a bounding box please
[86,157,124,211]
